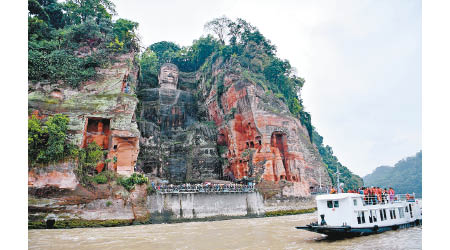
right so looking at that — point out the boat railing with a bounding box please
[361,193,416,206]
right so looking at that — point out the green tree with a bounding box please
[149,41,180,63]
[204,16,232,44]
[139,49,159,88]
[28,114,76,166]
[113,18,139,51]
[28,0,138,88]
[63,0,116,24]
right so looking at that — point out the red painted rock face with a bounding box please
[207,78,331,195]
[83,119,110,149]
[107,135,139,176]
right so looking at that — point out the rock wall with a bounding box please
[28,161,78,190]
[136,81,221,183]
[28,53,140,176]
[263,196,316,212]
[28,162,317,228]
[148,192,264,220]
[201,62,332,196]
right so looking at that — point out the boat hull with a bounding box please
[296,219,422,238]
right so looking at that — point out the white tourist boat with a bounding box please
[296,192,422,237]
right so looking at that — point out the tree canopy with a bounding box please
[28,0,139,88]
[140,17,311,136]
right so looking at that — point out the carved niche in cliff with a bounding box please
[82,118,111,149]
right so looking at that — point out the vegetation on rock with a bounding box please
[28,114,78,166]
[28,219,132,229]
[364,151,422,197]
[118,173,149,191]
[139,17,311,137]
[28,0,139,87]
[264,208,317,217]
[139,16,358,186]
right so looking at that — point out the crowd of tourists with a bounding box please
[345,187,397,205]
[313,185,416,205]
[152,182,255,193]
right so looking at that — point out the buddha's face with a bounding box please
[158,64,179,89]
[98,122,103,133]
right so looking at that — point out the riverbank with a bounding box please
[28,164,319,229]
[28,206,317,229]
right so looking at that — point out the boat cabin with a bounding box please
[316,193,422,228]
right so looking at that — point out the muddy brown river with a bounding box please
[28,212,421,249]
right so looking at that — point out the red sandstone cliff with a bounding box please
[200,59,332,197]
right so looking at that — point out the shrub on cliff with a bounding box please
[28,114,77,166]
[28,0,139,88]
[93,173,108,184]
[118,173,149,191]
[75,142,105,185]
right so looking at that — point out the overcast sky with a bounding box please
[114,0,421,176]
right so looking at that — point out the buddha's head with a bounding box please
[98,121,103,133]
[158,63,179,89]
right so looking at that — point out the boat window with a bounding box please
[399,208,405,218]
[357,211,365,224]
[405,206,409,212]
[383,209,387,220]
[368,211,373,223]
[372,210,377,222]
[389,210,393,220]
[409,204,413,218]
[327,201,333,208]
[393,209,397,219]
[353,199,358,206]
[334,201,339,208]
[379,210,384,221]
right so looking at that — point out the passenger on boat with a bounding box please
[330,187,337,194]
[382,188,388,204]
[369,186,375,205]
[388,187,395,203]
[363,187,369,205]
[406,193,410,200]
[376,187,382,204]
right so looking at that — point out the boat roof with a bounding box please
[316,193,363,201]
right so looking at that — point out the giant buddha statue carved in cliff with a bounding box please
[158,63,179,90]
[136,63,221,183]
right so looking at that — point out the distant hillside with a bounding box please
[363,151,422,197]
[312,128,363,190]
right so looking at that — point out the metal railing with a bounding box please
[154,184,256,194]
[362,193,417,206]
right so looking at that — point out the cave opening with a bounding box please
[271,131,291,181]
[255,136,262,146]
[83,118,111,149]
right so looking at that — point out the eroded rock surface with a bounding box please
[28,53,140,176]
[137,63,221,182]
[201,62,331,196]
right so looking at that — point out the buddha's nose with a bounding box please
[168,72,174,77]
